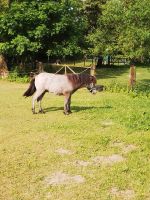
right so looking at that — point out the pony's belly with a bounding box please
[48,89,63,95]
[47,81,73,95]
[47,85,69,95]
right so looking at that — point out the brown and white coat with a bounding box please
[23,72,97,115]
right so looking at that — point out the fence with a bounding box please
[110,57,129,66]
[1,56,130,79]
[3,63,95,79]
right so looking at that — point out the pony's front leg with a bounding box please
[68,95,72,113]
[32,97,36,114]
[64,93,72,115]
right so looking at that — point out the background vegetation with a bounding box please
[0,0,150,70]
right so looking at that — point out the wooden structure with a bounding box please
[129,64,136,88]
[0,55,9,78]
[90,65,96,76]
[55,65,95,76]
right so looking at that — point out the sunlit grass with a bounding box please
[0,66,150,200]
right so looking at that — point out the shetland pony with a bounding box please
[23,72,97,115]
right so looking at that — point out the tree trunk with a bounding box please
[8,0,12,8]
[0,55,9,78]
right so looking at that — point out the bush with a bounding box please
[7,66,29,83]
[105,81,150,98]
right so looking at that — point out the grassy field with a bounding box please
[0,65,150,200]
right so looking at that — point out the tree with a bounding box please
[0,0,86,69]
[82,0,107,56]
[8,0,12,8]
[0,0,11,8]
[87,0,150,60]
[83,0,106,30]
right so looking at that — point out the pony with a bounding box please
[23,72,97,115]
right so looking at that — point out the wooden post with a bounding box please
[65,66,67,74]
[129,64,136,89]
[0,55,9,78]
[83,54,87,67]
[90,65,96,76]
[37,61,44,73]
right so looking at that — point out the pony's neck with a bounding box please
[67,74,89,90]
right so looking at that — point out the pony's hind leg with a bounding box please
[37,91,47,113]
[32,90,45,114]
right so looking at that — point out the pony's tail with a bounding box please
[23,78,36,97]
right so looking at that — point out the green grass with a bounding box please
[0,65,150,200]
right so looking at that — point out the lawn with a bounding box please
[0,65,150,200]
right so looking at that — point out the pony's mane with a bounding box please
[67,73,95,87]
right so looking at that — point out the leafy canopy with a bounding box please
[87,0,150,59]
[0,0,86,60]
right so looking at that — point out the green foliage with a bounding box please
[122,111,150,131]
[105,80,150,98]
[7,67,29,83]
[0,0,8,10]
[87,0,150,59]
[1,0,150,66]
[0,0,86,63]
[83,0,106,30]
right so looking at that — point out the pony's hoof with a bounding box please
[39,110,45,114]
[32,109,37,114]
[63,111,71,115]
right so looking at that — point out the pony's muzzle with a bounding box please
[91,88,97,94]
[88,87,97,94]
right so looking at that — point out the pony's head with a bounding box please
[86,75,97,94]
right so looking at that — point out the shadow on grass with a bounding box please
[44,105,113,113]
[96,65,129,80]
[136,79,150,93]
[138,79,150,85]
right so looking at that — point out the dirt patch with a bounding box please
[46,192,52,199]
[113,142,137,154]
[55,148,73,155]
[92,154,125,166]
[110,187,135,200]
[101,120,113,128]
[74,160,90,167]
[113,142,124,147]
[122,144,137,154]
[45,172,85,186]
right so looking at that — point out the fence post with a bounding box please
[36,61,44,73]
[0,55,9,78]
[65,66,67,74]
[90,65,96,76]
[129,63,136,89]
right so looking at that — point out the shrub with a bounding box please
[7,66,29,83]
[105,81,150,98]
